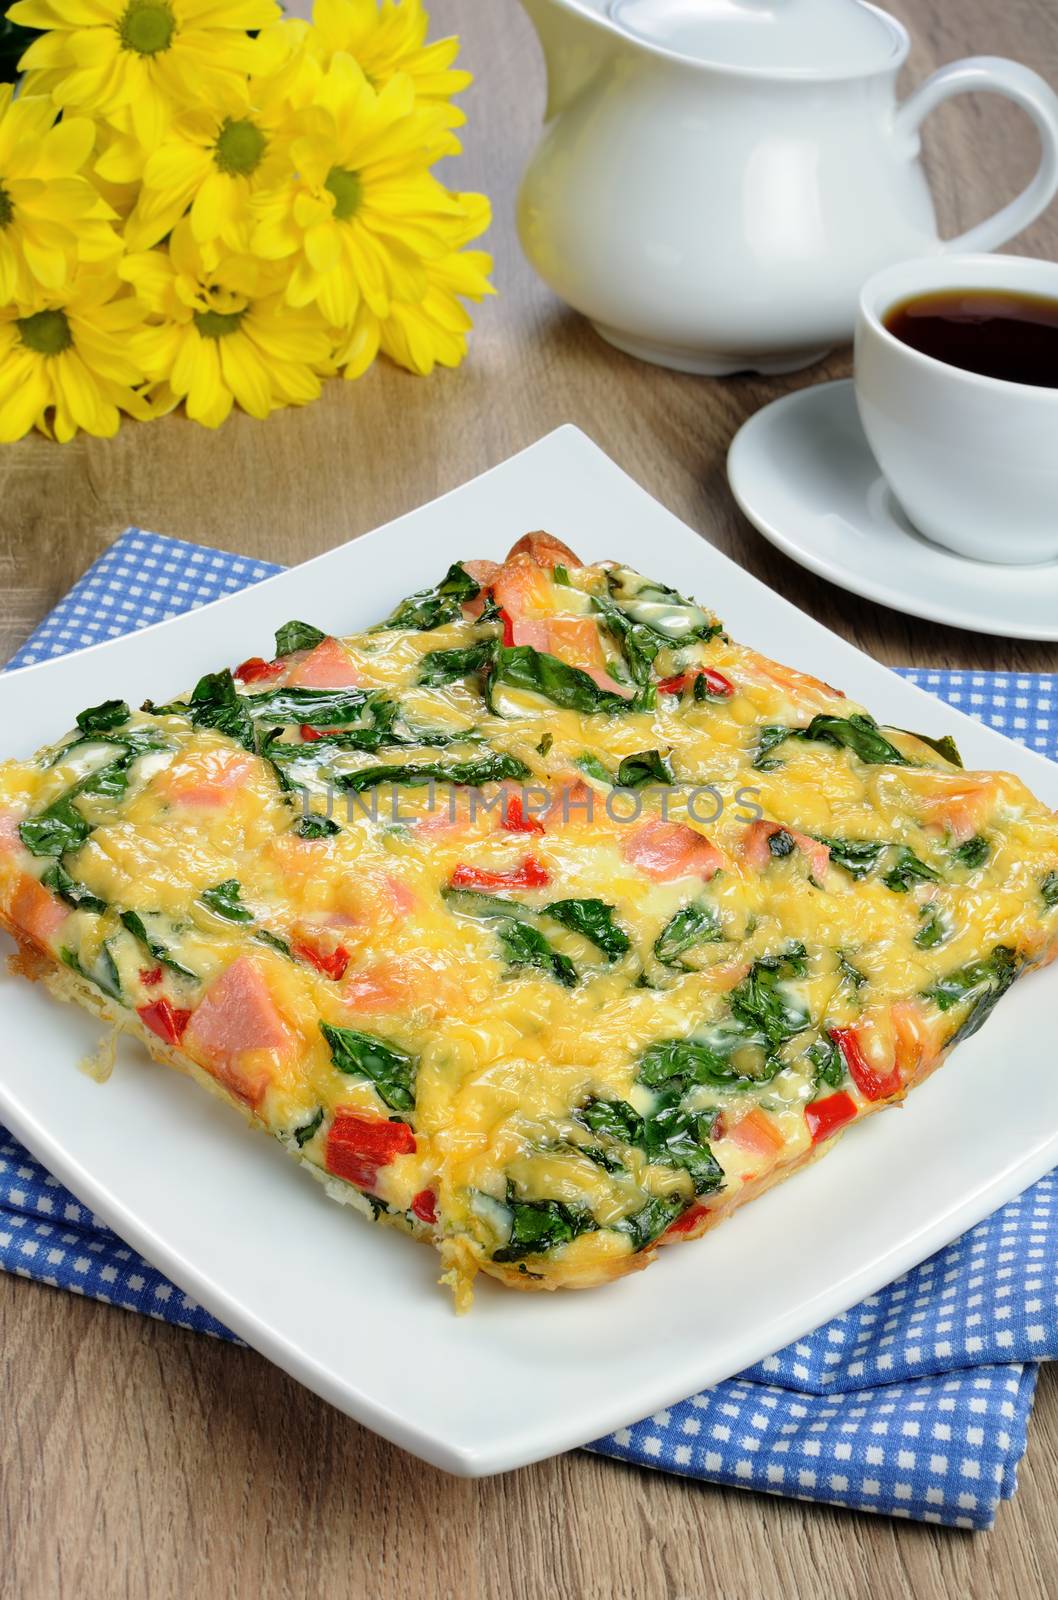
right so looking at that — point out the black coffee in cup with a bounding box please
[883,289,1058,388]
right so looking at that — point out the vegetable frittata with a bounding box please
[2,531,1057,1306]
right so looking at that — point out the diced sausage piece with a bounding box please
[462,559,502,619]
[382,874,418,916]
[413,789,483,838]
[621,818,723,882]
[919,778,996,843]
[343,962,412,1013]
[544,779,597,828]
[545,616,607,671]
[742,650,846,712]
[9,873,69,948]
[891,998,938,1083]
[725,1106,785,1161]
[709,959,752,993]
[184,958,295,1108]
[158,749,256,808]
[510,619,551,652]
[582,665,635,699]
[491,554,553,621]
[505,532,583,568]
[285,636,362,689]
[741,820,830,882]
[542,617,633,697]
[463,559,501,587]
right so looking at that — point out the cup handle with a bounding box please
[894,56,1058,254]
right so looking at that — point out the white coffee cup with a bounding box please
[854,254,1058,565]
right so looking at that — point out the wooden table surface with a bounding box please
[3,1,1058,1594]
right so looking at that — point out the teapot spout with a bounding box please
[520,0,622,121]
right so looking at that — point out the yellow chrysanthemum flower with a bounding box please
[251,53,464,326]
[334,189,493,378]
[0,87,119,302]
[381,208,494,375]
[11,0,282,146]
[0,265,150,443]
[306,0,471,113]
[122,221,334,428]
[123,44,320,252]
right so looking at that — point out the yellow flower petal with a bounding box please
[284,255,323,309]
[0,350,49,443]
[56,347,117,435]
[251,214,301,261]
[10,0,114,25]
[20,234,67,289]
[178,0,280,27]
[336,304,380,379]
[266,355,321,405]
[52,57,126,112]
[219,329,272,417]
[58,27,115,65]
[189,169,230,241]
[344,225,390,316]
[132,321,182,377]
[185,338,233,427]
[316,260,358,325]
[0,248,17,304]
[144,138,210,194]
[169,325,203,397]
[127,75,171,147]
[304,221,341,275]
[293,189,332,230]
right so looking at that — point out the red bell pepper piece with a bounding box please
[501,793,545,835]
[137,998,192,1046]
[411,1188,438,1224]
[657,668,734,700]
[292,939,350,981]
[139,966,163,987]
[497,605,515,647]
[450,857,551,890]
[830,1025,900,1101]
[665,1203,709,1237]
[233,656,285,685]
[325,1111,417,1189]
[298,724,346,742]
[805,1090,858,1144]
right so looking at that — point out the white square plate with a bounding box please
[2,426,1057,1477]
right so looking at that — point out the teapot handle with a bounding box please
[894,57,1058,254]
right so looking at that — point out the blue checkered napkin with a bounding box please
[2,530,1055,1528]
[6,530,278,669]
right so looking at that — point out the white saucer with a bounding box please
[727,378,1058,641]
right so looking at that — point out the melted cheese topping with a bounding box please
[2,549,1057,1302]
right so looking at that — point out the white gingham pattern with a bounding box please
[2,530,1055,1528]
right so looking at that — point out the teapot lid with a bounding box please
[606,0,904,74]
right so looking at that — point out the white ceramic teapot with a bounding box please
[516,0,1058,373]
